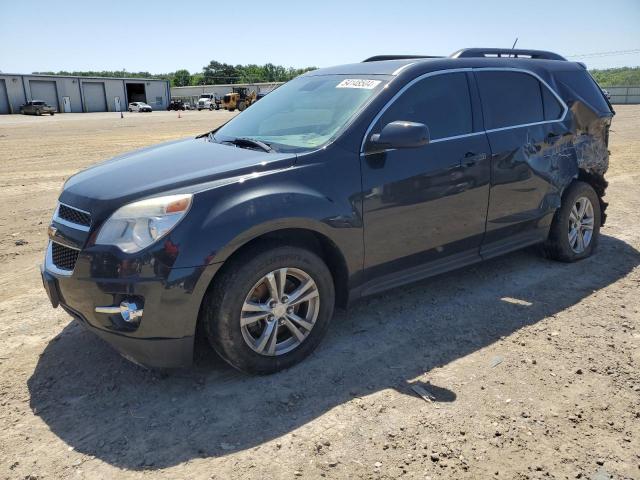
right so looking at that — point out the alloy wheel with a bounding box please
[240,268,320,356]
[568,196,595,253]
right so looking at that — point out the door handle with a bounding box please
[462,152,487,167]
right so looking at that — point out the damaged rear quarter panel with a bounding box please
[488,71,613,238]
[550,70,614,223]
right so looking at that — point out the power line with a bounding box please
[566,48,640,59]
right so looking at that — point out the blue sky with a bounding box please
[1,0,639,73]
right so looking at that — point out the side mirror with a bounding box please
[370,121,430,149]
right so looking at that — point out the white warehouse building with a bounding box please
[0,73,171,114]
[171,82,283,106]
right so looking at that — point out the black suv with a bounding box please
[41,48,614,374]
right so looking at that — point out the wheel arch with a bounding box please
[193,226,351,348]
[198,223,351,317]
[576,169,608,226]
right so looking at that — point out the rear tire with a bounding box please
[237,101,246,112]
[36,109,41,116]
[201,245,335,374]
[543,181,601,262]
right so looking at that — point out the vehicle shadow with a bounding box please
[28,234,639,470]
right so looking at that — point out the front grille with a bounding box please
[58,204,91,227]
[51,242,79,271]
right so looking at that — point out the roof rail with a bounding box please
[362,55,443,62]
[450,48,567,61]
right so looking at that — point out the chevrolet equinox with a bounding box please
[41,48,614,374]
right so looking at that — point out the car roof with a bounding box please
[305,55,586,79]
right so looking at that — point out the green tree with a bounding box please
[590,67,640,87]
[172,69,191,87]
[202,61,240,84]
[190,73,205,85]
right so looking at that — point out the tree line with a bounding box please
[30,65,640,87]
[33,60,317,87]
[590,67,640,87]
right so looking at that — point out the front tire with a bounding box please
[201,245,335,374]
[543,181,601,262]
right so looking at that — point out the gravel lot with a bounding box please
[0,108,638,480]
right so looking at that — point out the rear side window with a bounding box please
[542,87,563,120]
[554,70,611,114]
[476,71,544,129]
[376,72,472,140]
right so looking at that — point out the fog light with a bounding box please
[95,301,143,323]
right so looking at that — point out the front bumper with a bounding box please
[41,241,222,368]
[63,302,194,368]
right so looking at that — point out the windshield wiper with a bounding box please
[224,137,273,153]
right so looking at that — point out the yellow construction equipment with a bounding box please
[222,87,257,112]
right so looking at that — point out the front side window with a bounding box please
[213,75,388,152]
[476,71,545,129]
[373,72,473,141]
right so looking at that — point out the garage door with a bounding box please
[0,80,9,114]
[83,82,107,112]
[30,80,58,110]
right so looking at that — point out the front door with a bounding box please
[361,71,491,288]
[62,96,71,113]
[114,96,121,112]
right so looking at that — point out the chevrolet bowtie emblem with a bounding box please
[47,225,58,240]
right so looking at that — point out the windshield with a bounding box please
[213,75,387,152]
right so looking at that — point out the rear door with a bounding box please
[474,69,567,257]
[361,71,491,286]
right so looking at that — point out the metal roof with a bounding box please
[0,72,168,82]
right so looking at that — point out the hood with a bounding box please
[60,137,295,218]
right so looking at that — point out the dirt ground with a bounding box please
[0,108,638,480]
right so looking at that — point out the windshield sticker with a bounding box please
[336,79,381,89]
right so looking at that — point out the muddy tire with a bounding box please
[201,244,335,374]
[543,181,601,262]
[36,109,42,116]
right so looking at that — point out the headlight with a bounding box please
[96,194,192,253]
